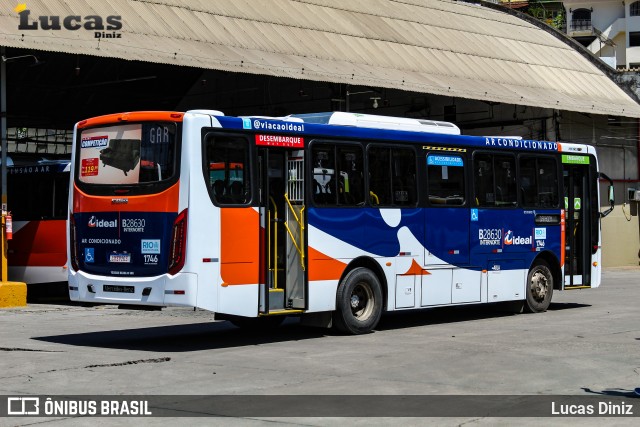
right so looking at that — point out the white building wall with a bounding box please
[627,15,640,67]
[564,0,640,68]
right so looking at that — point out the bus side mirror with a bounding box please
[599,172,614,218]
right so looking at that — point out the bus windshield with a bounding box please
[77,122,178,186]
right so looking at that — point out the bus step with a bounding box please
[268,288,285,311]
[260,309,304,316]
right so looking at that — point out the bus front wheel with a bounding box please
[525,261,554,313]
[333,267,383,334]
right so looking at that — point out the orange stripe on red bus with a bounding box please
[72,182,180,213]
[77,111,184,128]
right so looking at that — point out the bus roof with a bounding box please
[291,112,460,135]
[206,111,564,154]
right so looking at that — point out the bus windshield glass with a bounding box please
[77,122,178,185]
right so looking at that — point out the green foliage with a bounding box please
[526,3,565,31]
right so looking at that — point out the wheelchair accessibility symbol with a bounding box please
[471,209,479,222]
[85,248,95,263]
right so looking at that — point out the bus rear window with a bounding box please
[78,122,177,185]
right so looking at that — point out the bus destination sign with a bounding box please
[255,134,304,148]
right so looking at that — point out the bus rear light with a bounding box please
[164,290,186,295]
[168,209,188,275]
[69,213,79,272]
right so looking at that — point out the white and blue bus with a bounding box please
[68,110,614,334]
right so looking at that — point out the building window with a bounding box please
[571,8,592,31]
[630,32,640,47]
[631,1,640,16]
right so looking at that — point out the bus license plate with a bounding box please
[109,253,131,263]
[103,285,135,293]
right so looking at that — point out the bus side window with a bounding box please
[520,157,537,206]
[337,146,364,206]
[368,146,391,205]
[392,149,416,205]
[474,154,494,207]
[494,155,517,206]
[204,135,251,206]
[54,173,70,219]
[520,156,559,208]
[427,154,465,206]
[536,157,559,208]
[312,146,336,205]
[474,153,516,208]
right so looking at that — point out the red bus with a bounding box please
[5,155,70,293]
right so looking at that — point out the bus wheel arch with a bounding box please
[532,251,562,291]
[339,257,388,311]
[333,258,386,334]
[525,255,556,313]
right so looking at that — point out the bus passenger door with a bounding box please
[258,148,306,314]
[422,152,473,306]
[563,157,596,288]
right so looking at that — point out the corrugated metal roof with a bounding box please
[2,0,639,117]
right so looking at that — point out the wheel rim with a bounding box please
[530,268,550,302]
[349,282,375,321]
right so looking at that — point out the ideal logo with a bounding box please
[504,230,532,246]
[87,216,117,228]
[141,239,161,254]
[504,230,513,245]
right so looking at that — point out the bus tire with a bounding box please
[333,267,383,334]
[525,261,554,313]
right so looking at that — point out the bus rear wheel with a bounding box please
[333,267,383,335]
[525,261,554,313]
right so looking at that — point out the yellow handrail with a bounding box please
[284,193,305,271]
